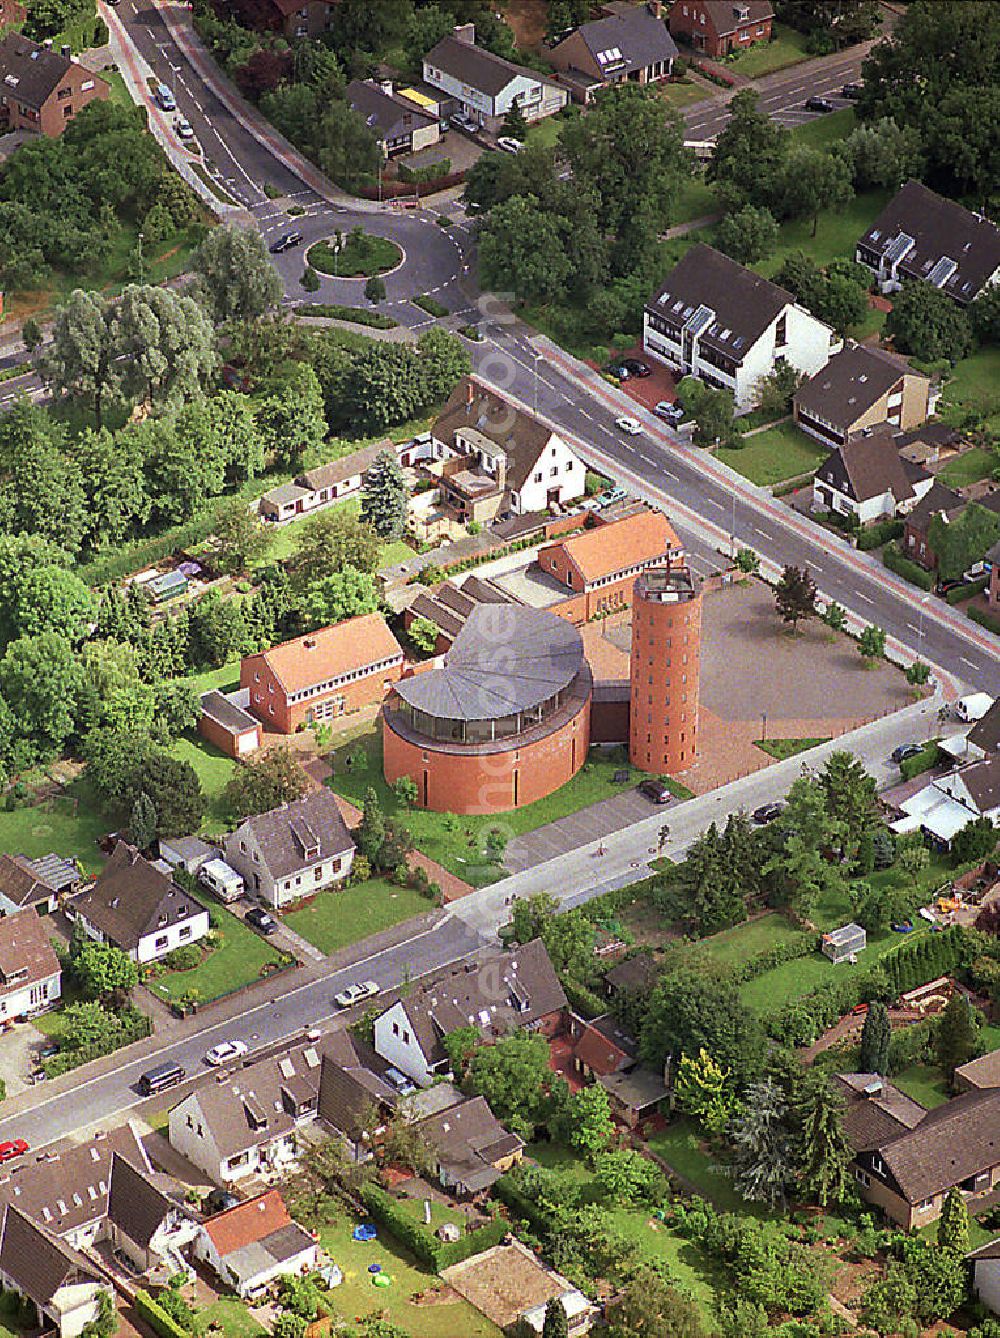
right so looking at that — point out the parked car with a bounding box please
[638,778,673,804]
[0,1140,28,1164]
[496,137,523,153]
[154,84,176,112]
[598,486,628,507]
[174,118,195,140]
[607,362,631,380]
[935,577,970,596]
[891,742,923,765]
[841,82,864,99]
[620,357,651,378]
[204,1040,249,1067]
[805,96,836,113]
[205,1188,241,1215]
[615,416,643,436]
[653,400,684,425]
[246,907,278,935]
[334,980,380,1010]
[752,801,784,824]
[269,231,303,254]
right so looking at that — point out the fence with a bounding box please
[167,955,298,1019]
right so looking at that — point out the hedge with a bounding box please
[947,576,989,605]
[882,542,934,592]
[857,519,903,551]
[731,932,817,984]
[358,1184,507,1271]
[562,976,607,1019]
[135,1292,190,1338]
[495,1173,552,1237]
[295,303,398,330]
[900,741,941,781]
[968,604,1000,635]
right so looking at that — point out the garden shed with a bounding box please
[821,922,867,964]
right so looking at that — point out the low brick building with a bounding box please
[537,508,682,623]
[0,32,108,137]
[240,613,404,733]
[198,688,263,759]
[668,0,773,58]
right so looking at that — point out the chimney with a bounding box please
[465,380,475,409]
[42,38,53,49]
[380,79,393,96]
[647,0,663,16]
[453,22,475,45]
[61,44,71,58]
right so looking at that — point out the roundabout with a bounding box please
[305,230,404,279]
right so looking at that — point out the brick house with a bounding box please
[537,508,683,622]
[668,0,773,58]
[240,613,403,734]
[0,33,108,137]
[903,487,1000,573]
[793,342,933,448]
[225,0,334,38]
[836,1074,1000,1229]
[548,3,677,104]
[198,688,262,760]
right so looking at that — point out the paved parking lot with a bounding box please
[504,785,669,874]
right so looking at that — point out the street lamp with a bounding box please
[730,493,737,559]
[532,350,541,416]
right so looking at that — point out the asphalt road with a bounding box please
[469,319,1000,698]
[682,46,869,140]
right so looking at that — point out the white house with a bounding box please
[428,377,586,523]
[856,180,1000,305]
[69,843,210,964]
[0,1206,105,1338]
[892,753,1000,849]
[0,908,61,1022]
[970,1237,1000,1315]
[193,1190,317,1299]
[811,427,934,526]
[105,1153,200,1280]
[423,23,567,134]
[374,940,567,1086]
[224,788,355,910]
[643,243,840,411]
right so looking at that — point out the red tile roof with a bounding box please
[203,1190,292,1257]
[549,510,680,586]
[249,614,403,696]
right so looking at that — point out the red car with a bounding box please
[0,1139,29,1163]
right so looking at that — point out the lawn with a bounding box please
[195,1299,265,1338]
[891,1062,950,1110]
[938,347,1000,431]
[646,1120,762,1216]
[147,887,286,1006]
[655,78,712,111]
[726,22,811,77]
[316,1209,501,1336]
[524,116,563,150]
[685,911,810,969]
[937,446,996,488]
[307,233,402,277]
[787,107,857,151]
[756,188,891,277]
[178,661,242,697]
[529,1141,727,1317]
[0,782,107,875]
[673,173,719,225]
[267,494,416,568]
[169,734,238,831]
[755,736,831,759]
[717,420,829,486]
[327,734,659,885]
[283,878,431,955]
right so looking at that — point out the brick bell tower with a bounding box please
[629,564,702,774]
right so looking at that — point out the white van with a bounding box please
[953,692,993,723]
[198,858,245,903]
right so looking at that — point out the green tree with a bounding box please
[708,88,788,211]
[752,361,802,418]
[937,1186,970,1253]
[301,568,378,629]
[936,993,980,1079]
[561,1084,614,1161]
[292,505,381,586]
[593,1148,666,1206]
[673,1047,738,1135]
[191,224,282,325]
[794,1069,852,1207]
[774,564,817,631]
[271,1317,307,1338]
[10,566,94,645]
[859,1000,892,1074]
[112,285,219,407]
[408,616,440,653]
[73,938,139,1006]
[820,750,879,857]
[361,447,408,540]
[41,289,120,429]
[130,791,157,852]
[466,1030,552,1138]
[391,776,418,808]
[898,1236,968,1326]
[0,632,79,758]
[765,775,845,917]
[355,786,387,865]
[823,601,847,632]
[479,193,572,303]
[539,1298,569,1338]
[675,376,738,448]
[714,205,779,264]
[886,281,975,363]
[222,748,307,819]
[71,425,151,549]
[214,500,275,575]
[858,624,886,663]
[640,968,766,1087]
[443,1024,481,1081]
[503,102,529,142]
[950,814,998,865]
[364,275,386,303]
[607,1268,710,1338]
[729,1077,796,1209]
[314,99,381,184]
[834,116,925,191]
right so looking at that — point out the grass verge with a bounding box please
[282,878,431,955]
[413,294,450,318]
[754,736,831,759]
[307,233,402,277]
[295,303,398,329]
[717,420,829,487]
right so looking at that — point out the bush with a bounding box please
[969,604,1000,635]
[160,943,205,971]
[900,742,940,781]
[882,542,934,592]
[359,1184,506,1269]
[947,576,988,604]
[296,303,398,329]
[135,1293,191,1338]
[857,519,903,551]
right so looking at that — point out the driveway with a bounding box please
[0,1021,47,1100]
